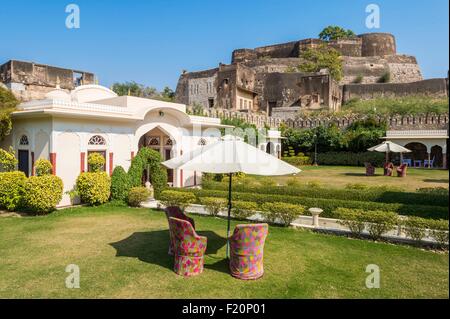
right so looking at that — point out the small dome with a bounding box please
[71,85,118,103]
[45,88,71,101]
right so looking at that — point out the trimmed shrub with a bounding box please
[429,219,449,247]
[403,216,430,242]
[316,151,385,167]
[88,153,105,172]
[23,175,63,214]
[128,187,151,207]
[159,190,196,210]
[0,147,17,172]
[361,210,398,240]
[335,208,366,237]
[232,201,258,220]
[34,158,53,176]
[185,187,448,220]
[416,187,448,196]
[200,197,227,216]
[261,202,305,227]
[202,181,449,210]
[282,155,311,167]
[128,147,167,198]
[0,171,27,211]
[76,172,111,206]
[110,166,130,201]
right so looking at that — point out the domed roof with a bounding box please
[45,88,71,101]
[70,84,118,103]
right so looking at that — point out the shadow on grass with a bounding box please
[423,179,449,184]
[342,172,374,177]
[109,230,227,271]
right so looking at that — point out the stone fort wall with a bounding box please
[197,108,449,131]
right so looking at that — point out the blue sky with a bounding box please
[0,0,448,90]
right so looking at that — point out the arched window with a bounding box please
[198,138,207,146]
[88,135,106,145]
[166,138,173,146]
[19,135,29,146]
[148,137,160,146]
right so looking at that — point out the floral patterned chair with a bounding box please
[229,223,269,280]
[165,206,196,255]
[168,217,207,277]
[364,162,375,176]
[396,163,408,177]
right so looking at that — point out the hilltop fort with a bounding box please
[175,32,448,119]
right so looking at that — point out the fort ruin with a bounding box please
[175,32,448,119]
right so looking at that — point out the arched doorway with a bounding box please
[138,127,175,186]
[405,142,428,167]
[266,142,274,155]
[430,145,443,168]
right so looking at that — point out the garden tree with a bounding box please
[127,147,167,199]
[0,147,17,172]
[111,82,176,102]
[319,26,356,41]
[343,118,387,152]
[299,45,343,81]
[282,124,346,155]
[160,86,175,101]
[111,81,158,98]
[0,86,19,141]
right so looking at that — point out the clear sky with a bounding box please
[0,0,448,90]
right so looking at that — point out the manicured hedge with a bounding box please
[34,159,53,176]
[316,151,385,167]
[202,181,449,208]
[76,172,111,206]
[128,187,150,207]
[23,175,63,214]
[110,166,130,202]
[128,147,167,199]
[0,171,27,211]
[175,188,448,220]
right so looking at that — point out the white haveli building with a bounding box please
[2,84,246,206]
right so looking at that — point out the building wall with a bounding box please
[6,113,222,206]
[0,60,95,101]
[342,78,449,103]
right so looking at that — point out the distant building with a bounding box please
[175,32,448,119]
[0,60,95,101]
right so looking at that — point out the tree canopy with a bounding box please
[111,81,175,102]
[319,26,356,41]
[298,45,343,81]
[0,86,19,141]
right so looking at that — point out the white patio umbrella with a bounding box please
[162,135,301,257]
[368,141,411,162]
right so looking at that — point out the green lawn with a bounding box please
[0,204,448,298]
[262,166,449,192]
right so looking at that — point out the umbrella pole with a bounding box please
[226,172,233,259]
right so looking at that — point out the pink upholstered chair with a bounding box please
[165,206,196,255]
[168,217,207,277]
[384,162,394,176]
[229,223,269,280]
[364,162,375,176]
[397,163,408,177]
